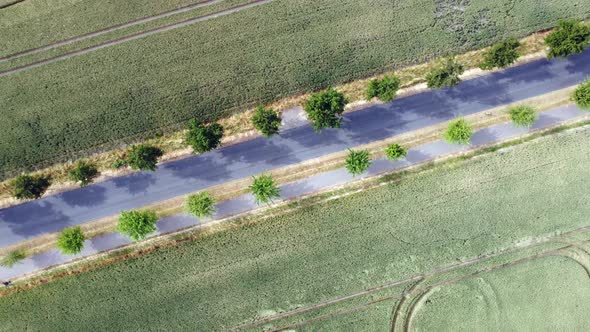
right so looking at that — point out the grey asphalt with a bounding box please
[1,49,589,249]
[0,104,585,281]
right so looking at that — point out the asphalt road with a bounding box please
[1,49,589,248]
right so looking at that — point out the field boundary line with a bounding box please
[0,0,274,77]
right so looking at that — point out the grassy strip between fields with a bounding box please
[1,114,589,331]
[0,28,551,205]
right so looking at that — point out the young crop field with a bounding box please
[0,0,589,178]
[1,124,590,331]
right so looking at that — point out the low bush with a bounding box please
[126,145,163,171]
[426,57,465,89]
[186,192,215,218]
[345,149,371,176]
[545,19,590,59]
[573,79,590,109]
[304,87,348,132]
[444,118,473,145]
[12,174,50,200]
[365,74,401,102]
[186,120,224,154]
[57,226,86,255]
[111,159,127,169]
[117,210,158,241]
[0,250,26,268]
[385,143,407,161]
[250,174,280,205]
[479,37,520,69]
[69,161,99,187]
[509,105,537,127]
[252,106,282,137]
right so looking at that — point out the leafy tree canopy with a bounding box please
[365,74,401,102]
[509,105,537,127]
[573,79,590,109]
[187,192,215,218]
[252,106,282,137]
[186,120,224,154]
[250,174,280,205]
[385,143,407,161]
[444,118,473,145]
[117,210,158,241]
[126,145,163,171]
[545,19,590,59]
[479,37,520,69]
[57,226,86,255]
[345,149,371,176]
[426,57,465,89]
[69,161,99,187]
[12,174,50,200]
[304,87,348,132]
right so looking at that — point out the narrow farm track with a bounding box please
[230,225,590,331]
[0,0,274,77]
[0,0,222,63]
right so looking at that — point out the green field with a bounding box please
[1,0,589,179]
[1,124,590,331]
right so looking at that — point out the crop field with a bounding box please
[1,124,590,331]
[1,0,589,178]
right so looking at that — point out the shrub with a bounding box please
[250,174,280,205]
[573,79,590,109]
[304,87,348,132]
[186,120,224,153]
[365,74,401,102]
[444,118,473,145]
[0,250,26,268]
[509,105,537,127]
[545,19,590,59]
[126,145,163,171]
[426,57,465,89]
[69,161,98,187]
[12,174,50,200]
[252,106,281,137]
[479,37,520,69]
[186,192,215,218]
[385,143,407,161]
[57,226,85,255]
[117,210,158,241]
[345,149,371,176]
[111,159,127,169]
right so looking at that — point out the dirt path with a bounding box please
[0,0,274,77]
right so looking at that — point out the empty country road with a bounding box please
[1,49,589,248]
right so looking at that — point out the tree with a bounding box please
[12,174,50,200]
[345,149,371,176]
[250,174,280,205]
[365,74,401,102]
[426,57,465,89]
[126,144,163,171]
[385,143,407,161]
[573,79,590,109]
[509,105,537,127]
[304,87,348,132]
[186,119,224,153]
[57,226,85,255]
[479,37,520,69]
[0,250,26,268]
[186,192,215,218]
[444,118,473,145]
[69,161,99,187]
[252,106,281,137]
[117,210,158,241]
[545,19,590,59]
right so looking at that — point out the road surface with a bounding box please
[0,50,589,248]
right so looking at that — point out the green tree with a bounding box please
[573,79,590,109]
[57,226,85,255]
[345,149,371,176]
[12,174,50,200]
[509,105,537,127]
[69,161,99,187]
[250,174,280,205]
[186,120,224,153]
[365,74,401,102]
[426,57,465,89]
[385,143,407,161]
[0,250,26,268]
[479,37,520,69]
[117,210,158,241]
[252,106,282,137]
[444,118,473,145]
[186,192,215,218]
[126,145,163,171]
[545,19,590,59]
[304,87,348,132]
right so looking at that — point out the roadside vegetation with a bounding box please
[250,174,280,205]
[125,145,163,171]
[365,75,400,102]
[385,143,407,161]
[479,37,521,69]
[426,57,465,89]
[444,119,473,145]
[12,174,50,200]
[545,19,590,59]
[68,161,99,187]
[56,227,86,255]
[345,149,371,176]
[573,78,590,109]
[509,105,537,127]
[117,210,158,241]
[304,88,348,132]
[186,120,224,154]
[0,249,25,268]
[251,106,281,137]
[186,192,215,218]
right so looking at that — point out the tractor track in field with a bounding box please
[228,225,590,331]
[0,0,274,77]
